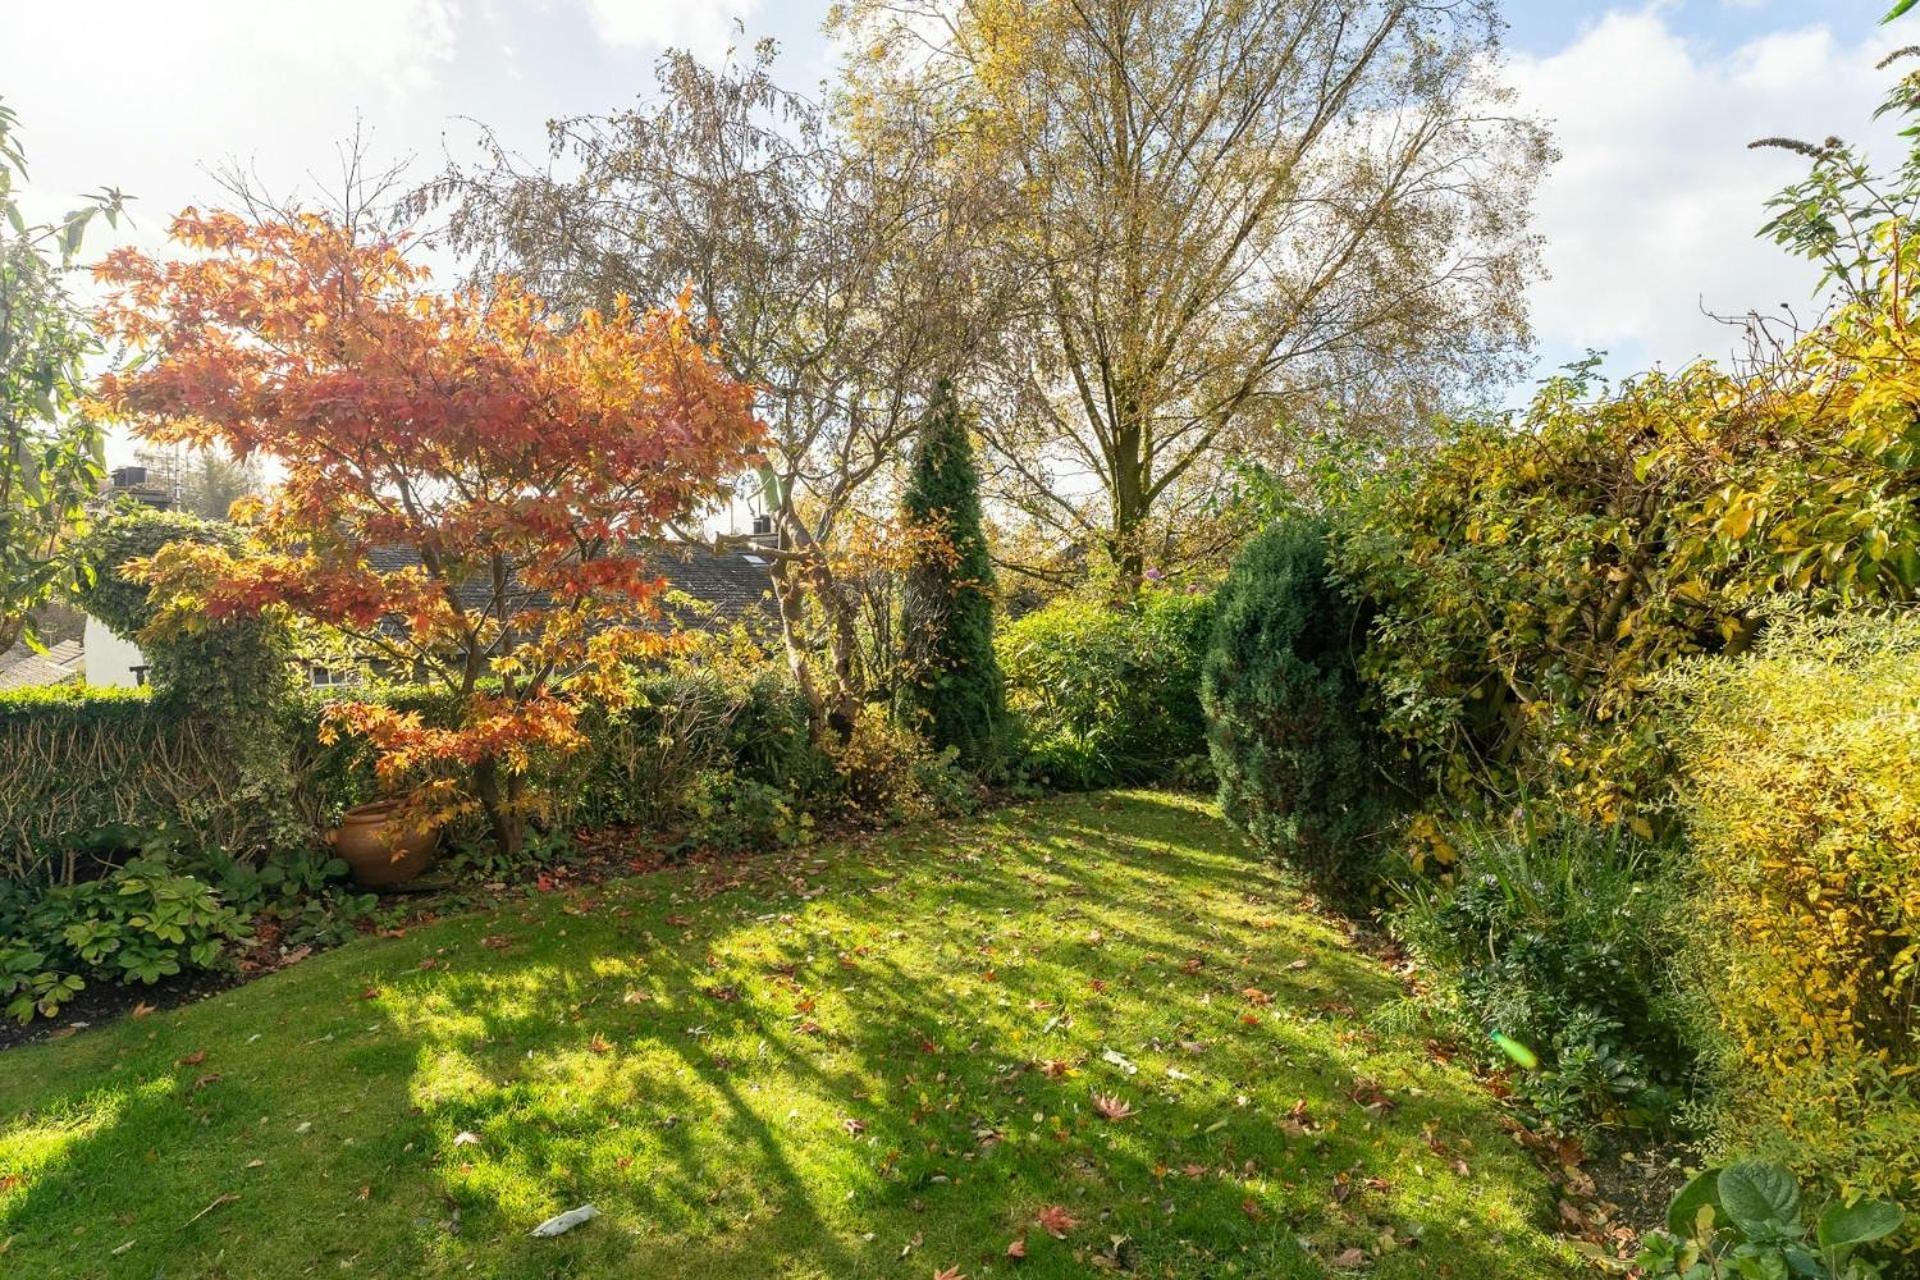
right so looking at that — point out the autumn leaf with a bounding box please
[932,1267,967,1280]
[130,1002,156,1019]
[1091,1093,1135,1121]
[177,1050,207,1067]
[1005,1236,1027,1258]
[1241,987,1273,1006]
[1039,1058,1073,1079]
[1036,1204,1079,1238]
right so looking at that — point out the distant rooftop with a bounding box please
[0,639,84,692]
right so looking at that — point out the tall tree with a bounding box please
[836,0,1551,591]
[417,42,1011,741]
[0,99,127,651]
[92,208,762,855]
[899,379,1005,767]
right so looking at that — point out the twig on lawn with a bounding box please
[183,1194,239,1228]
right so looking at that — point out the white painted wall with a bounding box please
[83,614,148,688]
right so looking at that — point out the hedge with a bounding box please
[997,590,1214,789]
[0,686,281,883]
[1668,611,1920,1208]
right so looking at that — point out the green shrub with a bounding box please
[1636,1161,1904,1279]
[1331,349,1920,827]
[898,379,1007,770]
[292,666,832,845]
[0,834,252,1022]
[998,590,1215,789]
[1666,610,1920,1209]
[1389,818,1693,1135]
[1202,516,1393,893]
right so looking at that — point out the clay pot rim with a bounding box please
[342,799,408,821]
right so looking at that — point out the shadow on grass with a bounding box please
[0,791,1578,1279]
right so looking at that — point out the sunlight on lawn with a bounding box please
[0,793,1579,1278]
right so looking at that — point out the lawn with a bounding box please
[0,791,1578,1278]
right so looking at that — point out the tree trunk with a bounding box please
[1108,419,1149,598]
[771,505,865,745]
[473,757,524,860]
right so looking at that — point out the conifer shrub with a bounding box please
[1201,515,1393,894]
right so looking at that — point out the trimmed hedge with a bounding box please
[0,687,284,883]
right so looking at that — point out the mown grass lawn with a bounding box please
[0,791,1577,1278]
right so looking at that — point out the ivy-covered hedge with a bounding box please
[0,687,284,883]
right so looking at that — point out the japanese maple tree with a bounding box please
[92,209,763,854]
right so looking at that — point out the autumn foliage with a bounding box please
[91,209,763,852]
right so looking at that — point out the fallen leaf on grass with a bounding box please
[192,1074,221,1090]
[1005,1236,1027,1258]
[932,1267,966,1280]
[1241,987,1273,1007]
[453,1132,481,1147]
[1091,1093,1135,1121]
[1330,1246,1369,1269]
[1036,1204,1078,1238]
[176,1050,206,1067]
[130,1002,155,1019]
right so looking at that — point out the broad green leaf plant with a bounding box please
[1637,1160,1903,1279]
[0,97,127,653]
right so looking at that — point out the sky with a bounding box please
[0,0,1909,436]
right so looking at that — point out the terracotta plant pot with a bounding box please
[331,800,440,888]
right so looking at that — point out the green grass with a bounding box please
[0,791,1578,1278]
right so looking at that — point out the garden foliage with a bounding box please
[1668,612,1920,1208]
[1201,515,1390,895]
[1332,349,1920,827]
[997,590,1214,789]
[898,379,1006,770]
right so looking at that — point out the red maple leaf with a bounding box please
[1091,1093,1135,1121]
[1035,1204,1079,1238]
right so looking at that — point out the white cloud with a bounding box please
[578,0,760,60]
[1,0,466,228]
[1509,9,1904,382]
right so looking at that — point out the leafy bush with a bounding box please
[1389,818,1693,1135]
[1202,516,1393,894]
[1667,611,1920,1208]
[0,835,253,1022]
[1332,348,1920,826]
[998,590,1215,789]
[293,666,830,838]
[1636,1160,1903,1279]
[823,711,977,826]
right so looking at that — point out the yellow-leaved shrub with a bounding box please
[1672,611,1920,1203]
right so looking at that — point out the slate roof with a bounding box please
[0,639,85,691]
[359,541,777,632]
